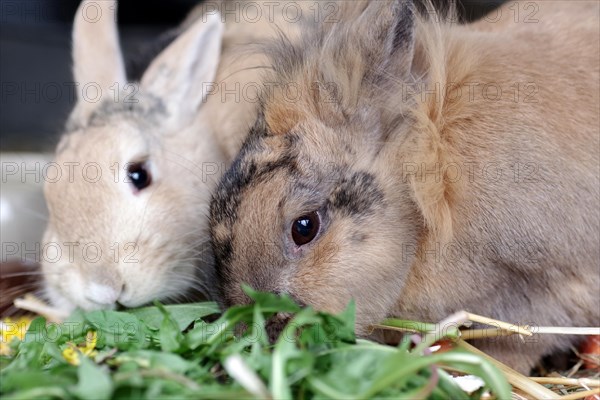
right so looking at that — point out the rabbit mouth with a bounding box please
[264,312,294,344]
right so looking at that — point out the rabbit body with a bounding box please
[210,0,600,372]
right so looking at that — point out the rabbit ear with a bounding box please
[70,0,126,126]
[140,12,224,127]
[358,0,415,76]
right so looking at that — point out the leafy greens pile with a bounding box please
[1,287,510,399]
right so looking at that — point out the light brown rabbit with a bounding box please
[41,0,225,312]
[41,0,313,313]
[210,0,600,373]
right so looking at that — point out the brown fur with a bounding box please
[210,0,600,373]
[193,0,319,158]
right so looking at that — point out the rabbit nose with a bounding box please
[86,282,123,306]
[116,284,138,308]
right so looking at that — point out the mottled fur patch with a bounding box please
[328,172,384,216]
[88,93,168,128]
[210,116,299,222]
[210,118,300,270]
[65,92,168,133]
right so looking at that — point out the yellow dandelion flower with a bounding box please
[0,316,33,356]
[62,330,98,365]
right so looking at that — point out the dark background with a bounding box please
[0,0,506,152]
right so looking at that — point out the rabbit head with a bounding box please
[42,0,225,312]
[210,0,425,332]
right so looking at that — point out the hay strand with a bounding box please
[457,339,560,399]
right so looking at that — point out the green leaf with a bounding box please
[155,302,185,353]
[1,369,75,393]
[430,351,511,400]
[22,317,47,344]
[60,309,91,342]
[72,356,113,400]
[186,305,253,350]
[130,302,220,331]
[243,285,302,314]
[436,369,471,400]
[113,351,194,374]
[1,290,512,400]
[84,310,147,350]
[271,308,321,400]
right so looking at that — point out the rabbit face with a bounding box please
[41,1,224,312]
[42,102,214,311]
[210,115,422,331]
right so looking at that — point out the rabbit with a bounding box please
[40,0,226,313]
[40,0,314,314]
[209,0,600,373]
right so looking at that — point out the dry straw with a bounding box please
[377,310,600,400]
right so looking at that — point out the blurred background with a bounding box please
[1,0,198,152]
[0,0,505,313]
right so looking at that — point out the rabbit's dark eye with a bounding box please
[127,163,151,191]
[291,211,320,246]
